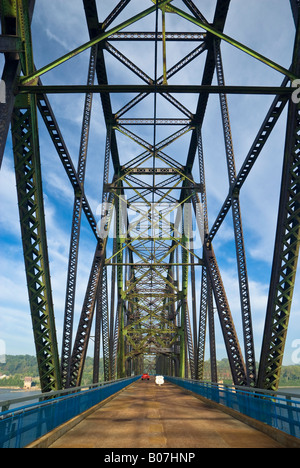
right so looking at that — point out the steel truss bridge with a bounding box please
[0,0,299,394]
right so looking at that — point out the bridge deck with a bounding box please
[49,380,283,449]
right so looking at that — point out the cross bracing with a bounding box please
[0,0,299,393]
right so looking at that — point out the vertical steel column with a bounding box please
[61,44,97,388]
[111,300,120,380]
[214,39,256,386]
[207,278,218,382]
[93,262,110,383]
[0,58,19,167]
[195,127,210,380]
[179,234,187,378]
[183,201,195,378]
[190,247,197,367]
[290,0,300,25]
[0,0,17,167]
[93,282,103,384]
[204,244,247,386]
[110,237,117,379]
[93,128,113,383]
[11,0,61,392]
[197,267,208,379]
[258,9,300,391]
[69,243,103,387]
[0,0,35,166]
[69,191,115,386]
[116,191,126,378]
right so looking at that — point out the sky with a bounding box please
[0,0,299,369]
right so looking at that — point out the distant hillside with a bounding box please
[203,359,300,387]
[0,355,104,387]
[278,365,300,387]
[0,355,299,387]
[0,355,38,377]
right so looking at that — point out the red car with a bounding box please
[141,373,150,380]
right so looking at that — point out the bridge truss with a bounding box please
[0,0,299,392]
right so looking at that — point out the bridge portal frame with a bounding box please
[0,0,299,393]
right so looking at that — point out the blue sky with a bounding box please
[0,0,299,368]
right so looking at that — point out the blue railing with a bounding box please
[0,376,139,448]
[165,377,300,439]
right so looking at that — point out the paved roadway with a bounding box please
[49,380,283,448]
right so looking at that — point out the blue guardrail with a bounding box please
[0,376,139,448]
[165,377,300,440]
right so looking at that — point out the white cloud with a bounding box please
[44,28,71,52]
[1,0,299,370]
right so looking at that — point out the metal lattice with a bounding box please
[0,0,299,392]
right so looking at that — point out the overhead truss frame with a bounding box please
[0,0,299,392]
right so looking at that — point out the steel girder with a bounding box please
[60,45,97,389]
[0,0,299,391]
[0,0,35,166]
[257,13,300,391]
[214,39,256,386]
[0,0,19,167]
[5,0,61,392]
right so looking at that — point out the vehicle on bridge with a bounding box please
[141,373,150,381]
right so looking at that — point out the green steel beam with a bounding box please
[19,0,173,85]
[6,0,297,390]
[180,221,188,378]
[11,0,61,392]
[69,243,104,387]
[257,12,300,391]
[169,4,298,82]
[116,192,126,379]
[0,0,19,167]
[0,0,16,20]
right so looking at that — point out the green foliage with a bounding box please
[80,356,104,385]
[0,356,299,387]
[202,359,300,387]
[0,355,38,377]
[0,355,104,388]
[279,365,300,387]
[0,375,26,388]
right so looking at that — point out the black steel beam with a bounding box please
[60,45,97,389]
[18,85,292,95]
[69,243,104,387]
[214,38,256,386]
[83,0,121,172]
[0,35,22,53]
[36,92,100,241]
[10,0,61,392]
[290,0,300,25]
[257,9,300,391]
[0,0,35,168]
[204,245,247,386]
[208,77,289,243]
[0,58,19,167]
[185,0,232,171]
